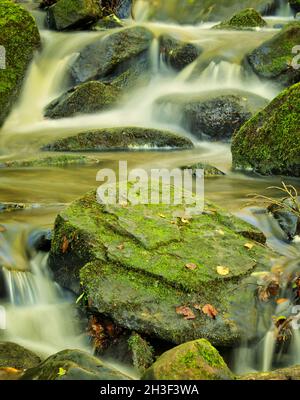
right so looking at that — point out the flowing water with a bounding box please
[0,0,300,375]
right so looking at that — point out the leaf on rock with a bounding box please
[202,304,218,319]
[244,242,254,250]
[185,263,197,271]
[158,213,166,219]
[216,266,230,276]
[58,367,66,377]
[61,236,69,253]
[117,243,124,250]
[176,306,196,320]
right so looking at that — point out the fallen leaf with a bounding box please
[176,306,196,320]
[117,243,124,250]
[216,229,225,236]
[159,213,166,219]
[244,243,254,250]
[61,236,69,253]
[185,263,197,271]
[276,298,289,305]
[216,266,230,276]
[202,304,218,319]
[181,218,190,224]
[58,367,67,377]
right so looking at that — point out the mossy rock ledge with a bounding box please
[232,82,300,177]
[49,187,275,346]
[213,8,267,30]
[0,0,40,126]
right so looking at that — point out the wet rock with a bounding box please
[0,0,40,126]
[70,26,153,84]
[114,0,132,18]
[213,8,267,30]
[180,162,226,177]
[21,349,130,380]
[28,229,53,253]
[48,187,273,346]
[246,22,300,87]
[47,0,102,31]
[41,127,194,152]
[155,90,268,141]
[0,342,41,371]
[142,339,234,380]
[45,81,122,119]
[39,0,57,8]
[268,198,300,240]
[0,155,100,168]
[232,82,300,177]
[159,35,202,71]
[128,333,154,375]
[289,0,300,13]
[241,365,300,380]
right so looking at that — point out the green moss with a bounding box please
[0,155,100,168]
[128,333,154,374]
[214,8,267,30]
[232,82,300,177]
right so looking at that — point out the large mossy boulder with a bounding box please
[213,8,267,30]
[0,0,40,126]
[47,0,102,31]
[41,127,194,151]
[142,339,233,380]
[21,349,130,380]
[232,82,300,177]
[246,22,300,87]
[0,342,41,370]
[44,81,121,119]
[48,188,274,346]
[132,0,276,24]
[154,90,268,140]
[70,26,153,84]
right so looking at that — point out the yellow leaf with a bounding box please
[216,266,230,276]
[216,229,225,236]
[185,263,197,271]
[181,218,190,224]
[276,298,289,305]
[159,214,166,219]
[244,243,254,250]
[58,367,66,377]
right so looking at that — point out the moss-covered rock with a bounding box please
[240,365,300,380]
[180,162,226,177]
[47,0,102,31]
[246,22,300,87]
[0,155,100,168]
[159,35,202,71]
[41,127,194,152]
[142,339,233,380]
[232,82,300,177]
[70,26,153,84]
[0,0,40,126]
[0,342,41,370]
[214,8,267,30]
[45,81,121,119]
[48,188,274,346]
[21,349,130,380]
[128,333,154,375]
[155,90,268,140]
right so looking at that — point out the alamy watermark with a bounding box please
[96,161,204,215]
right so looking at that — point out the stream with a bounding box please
[0,0,300,377]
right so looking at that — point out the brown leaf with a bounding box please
[117,243,124,250]
[176,306,196,320]
[276,298,289,305]
[61,236,69,253]
[185,263,197,271]
[202,304,218,319]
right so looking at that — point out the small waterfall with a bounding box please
[132,0,150,22]
[261,330,276,371]
[276,0,293,17]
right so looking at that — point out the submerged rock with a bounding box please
[0,155,100,168]
[47,0,102,31]
[21,349,130,380]
[180,162,226,177]
[159,35,202,71]
[41,127,194,152]
[213,8,267,30]
[48,188,273,346]
[246,22,300,87]
[142,339,234,380]
[70,26,153,84]
[232,82,300,177]
[45,81,122,119]
[241,365,300,380]
[155,90,268,140]
[0,342,41,371]
[0,0,40,126]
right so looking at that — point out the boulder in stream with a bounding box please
[246,22,300,87]
[154,90,268,141]
[41,127,194,151]
[0,342,41,371]
[180,162,226,177]
[0,0,40,126]
[142,339,234,380]
[213,8,267,30]
[240,365,300,380]
[232,82,300,177]
[48,187,274,347]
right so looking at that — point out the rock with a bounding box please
[128,333,154,375]
[132,0,277,24]
[0,155,100,168]
[48,188,274,346]
[155,90,268,141]
[246,22,300,87]
[114,0,132,18]
[241,365,300,380]
[268,198,300,240]
[0,342,41,370]
[0,0,40,126]
[213,8,267,30]
[27,229,53,253]
[47,0,102,31]
[180,162,225,177]
[289,0,300,13]
[45,81,121,119]
[142,339,233,380]
[39,0,57,8]
[70,26,153,84]
[21,349,130,380]
[41,127,194,152]
[93,14,124,30]
[232,82,300,177]
[159,35,202,71]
